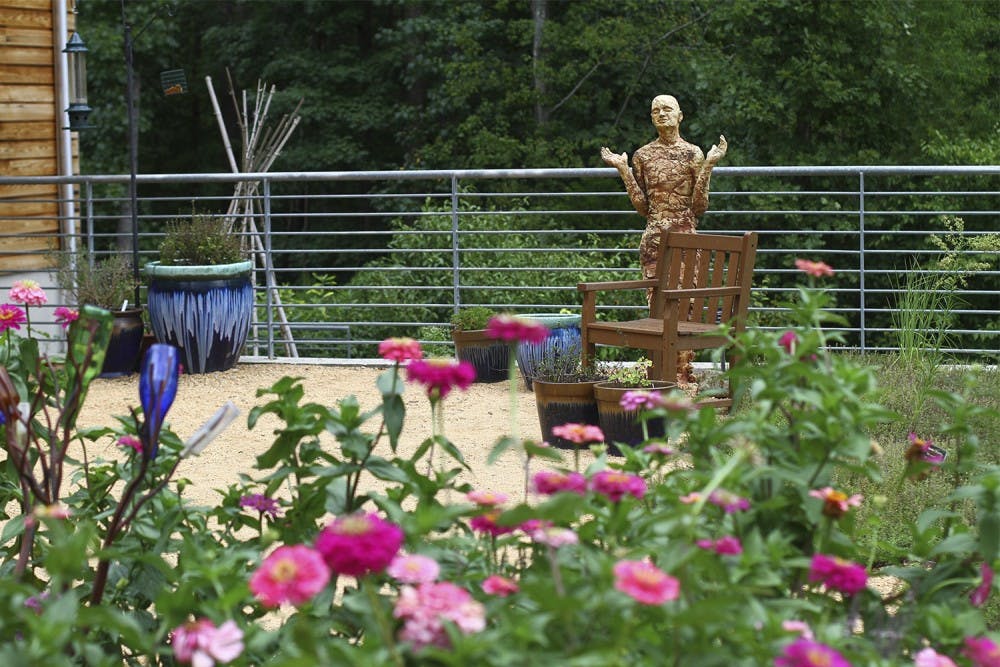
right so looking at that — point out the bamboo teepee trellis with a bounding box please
[206,70,303,357]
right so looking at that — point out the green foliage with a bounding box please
[159,214,244,266]
[450,306,496,331]
[604,357,655,388]
[56,252,138,310]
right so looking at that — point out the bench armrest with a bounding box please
[578,279,657,293]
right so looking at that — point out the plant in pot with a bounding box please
[145,213,253,374]
[57,252,143,377]
[514,310,582,390]
[594,357,674,452]
[450,306,509,383]
[532,345,610,449]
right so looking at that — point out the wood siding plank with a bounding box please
[0,120,52,140]
[0,26,51,47]
[0,45,53,65]
[0,101,54,121]
[0,64,54,85]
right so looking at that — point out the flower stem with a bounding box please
[363,579,404,667]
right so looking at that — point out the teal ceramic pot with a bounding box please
[515,313,582,390]
[145,261,253,374]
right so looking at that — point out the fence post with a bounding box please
[450,173,461,314]
[858,171,866,354]
[263,178,275,360]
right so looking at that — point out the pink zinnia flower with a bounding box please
[774,638,850,667]
[612,559,679,605]
[971,562,995,607]
[172,618,244,666]
[378,337,423,362]
[9,280,47,306]
[809,487,863,519]
[643,442,675,456]
[781,620,814,640]
[619,390,664,411]
[53,306,79,330]
[239,493,282,518]
[550,422,604,445]
[794,258,834,278]
[530,525,579,548]
[406,358,476,399]
[470,509,515,537]
[914,647,957,667]
[905,432,945,481]
[482,575,519,597]
[0,304,26,333]
[679,492,703,504]
[590,470,647,502]
[117,435,142,453]
[696,535,743,555]
[963,636,1000,667]
[485,314,549,344]
[808,553,867,595]
[779,330,798,354]
[708,489,750,513]
[249,545,330,607]
[533,470,587,495]
[315,512,404,577]
[466,489,509,506]
[394,581,486,650]
[388,554,440,584]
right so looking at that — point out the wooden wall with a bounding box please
[0,0,76,272]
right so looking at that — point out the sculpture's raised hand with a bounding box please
[706,135,727,165]
[600,146,629,171]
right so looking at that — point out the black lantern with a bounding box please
[63,32,92,130]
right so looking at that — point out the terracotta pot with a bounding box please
[452,329,509,383]
[532,378,601,448]
[99,307,144,378]
[594,380,675,453]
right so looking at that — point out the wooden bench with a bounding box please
[578,231,758,410]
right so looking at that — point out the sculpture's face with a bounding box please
[650,96,682,130]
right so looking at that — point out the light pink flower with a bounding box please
[249,545,330,607]
[388,554,440,584]
[315,512,404,577]
[117,435,142,453]
[696,536,743,555]
[915,647,957,667]
[619,390,663,411]
[470,509,515,537]
[171,618,244,666]
[779,330,798,354]
[9,280,47,306]
[485,315,549,344]
[530,526,579,548]
[378,337,423,362]
[550,422,604,445]
[466,490,509,506]
[809,487,863,519]
[781,620,814,640]
[679,492,703,504]
[962,636,1000,667]
[394,581,486,650]
[775,638,850,667]
[482,575,519,597]
[613,559,679,605]
[708,489,750,513]
[971,562,995,607]
[533,470,587,495]
[406,358,476,399]
[53,306,79,330]
[590,470,647,502]
[0,304,26,333]
[808,553,867,595]
[794,258,834,278]
[643,442,675,456]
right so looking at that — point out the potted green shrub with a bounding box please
[532,347,609,449]
[594,357,674,451]
[450,306,508,383]
[57,253,143,377]
[145,213,253,374]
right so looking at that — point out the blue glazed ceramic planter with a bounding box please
[515,313,582,390]
[99,308,144,378]
[145,261,253,374]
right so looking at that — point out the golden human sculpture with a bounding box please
[601,94,727,384]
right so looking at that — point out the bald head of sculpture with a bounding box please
[650,95,682,134]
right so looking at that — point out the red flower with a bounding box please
[0,304,26,333]
[809,487,863,519]
[378,337,423,362]
[532,470,587,495]
[794,258,834,277]
[485,314,549,344]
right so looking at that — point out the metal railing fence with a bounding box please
[1,166,997,361]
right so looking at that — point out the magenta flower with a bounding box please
[643,442,675,456]
[249,545,330,607]
[238,493,282,518]
[613,559,679,605]
[387,554,440,584]
[117,435,142,453]
[482,574,519,597]
[779,330,798,354]
[962,637,1000,667]
[394,581,486,650]
[466,489,509,506]
[0,304,26,333]
[9,280,47,306]
[550,422,604,445]
[914,647,957,667]
[696,535,743,555]
[470,509,515,537]
[808,553,868,595]
[406,358,476,400]
[774,638,850,667]
[708,489,750,513]
[171,618,244,667]
[970,562,995,607]
[315,512,404,577]
[590,470,647,502]
[485,314,549,344]
[530,526,579,548]
[53,306,79,330]
[620,390,663,411]
[794,258,834,278]
[533,470,587,495]
[809,487,863,519]
[378,336,423,362]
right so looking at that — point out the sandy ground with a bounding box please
[75,362,583,507]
